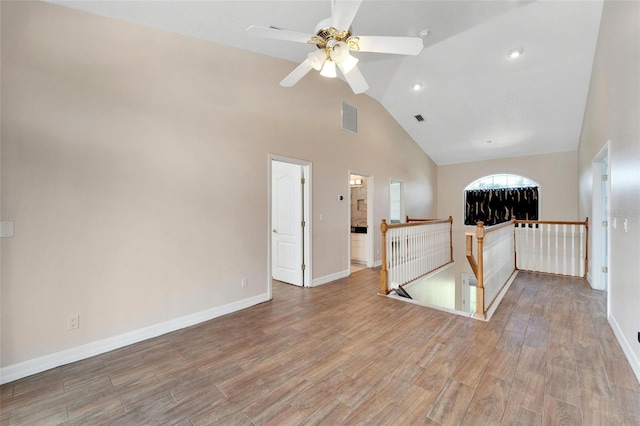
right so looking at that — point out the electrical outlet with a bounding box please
[68,314,79,330]
[241,277,248,288]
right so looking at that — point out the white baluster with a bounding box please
[537,224,542,272]
[571,224,576,277]
[545,224,550,273]
[554,224,559,275]
[579,224,584,277]
[524,224,528,271]
[562,224,568,275]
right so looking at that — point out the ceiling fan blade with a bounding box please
[338,63,369,94]
[355,35,424,55]
[280,59,314,87]
[246,25,313,44]
[331,0,363,31]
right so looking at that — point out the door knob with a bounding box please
[272,229,277,233]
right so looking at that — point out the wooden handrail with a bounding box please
[515,219,588,226]
[406,216,440,222]
[466,234,478,277]
[386,218,451,229]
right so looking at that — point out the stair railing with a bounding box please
[466,219,517,319]
[380,217,453,295]
[466,218,589,319]
[514,219,589,278]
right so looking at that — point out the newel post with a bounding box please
[584,217,589,279]
[380,219,389,294]
[448,216,454,262]
[475,221,485,317]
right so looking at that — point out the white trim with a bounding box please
[590,143,610,293]
[373,260,382,268]
[608,313,640,385]
[311,269,350,287]
[0,293,269,385]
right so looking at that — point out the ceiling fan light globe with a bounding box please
[308,50,326,71]
[330,41,350,63]
[320,60,337,78]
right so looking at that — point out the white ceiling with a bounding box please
[48,0,604,165]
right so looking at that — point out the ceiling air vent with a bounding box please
[342,102,357,134]
[414,114,425,122]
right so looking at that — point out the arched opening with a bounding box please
[464,174,539,226]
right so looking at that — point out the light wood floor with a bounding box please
[1,270,639,425]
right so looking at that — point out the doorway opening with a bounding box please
[349,172,374,273]
[269,156,311,294]
[591,144,610,297]
[462,273,477,315]
[389,179,405,224]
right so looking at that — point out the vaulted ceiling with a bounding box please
[48,0,603,165]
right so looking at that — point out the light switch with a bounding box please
[624,219,628,233]
[1,221,14,238]
[612,218,617,229]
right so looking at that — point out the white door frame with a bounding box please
[268,155,312,296]
[591,142,610,295]
[348,171,375,271]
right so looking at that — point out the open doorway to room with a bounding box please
[389,179,405,224]
[269,156,311,294]
[591,144,610,297]
[349,172,374,273]
[461,273,477,315]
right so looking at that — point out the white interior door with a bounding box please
[272,161,303,286]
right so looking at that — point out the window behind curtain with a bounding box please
[464,174,539,226]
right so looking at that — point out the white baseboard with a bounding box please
[311,269,350,287]
[608,312,640,385]
[372,260,382,268]
[0,293,270,385]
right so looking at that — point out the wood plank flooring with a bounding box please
[1,270,639,425]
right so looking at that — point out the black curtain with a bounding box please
[464,187,538,226]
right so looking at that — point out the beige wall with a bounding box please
[0,2,437,369]
[577,1,640,376]
[437,151,579,308]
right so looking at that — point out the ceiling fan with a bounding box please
[247,0,424,94]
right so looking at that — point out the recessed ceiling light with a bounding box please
[413,82,423,91]
[486,140,493,144]
[419,30,430,38]
[507,48,524,59]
